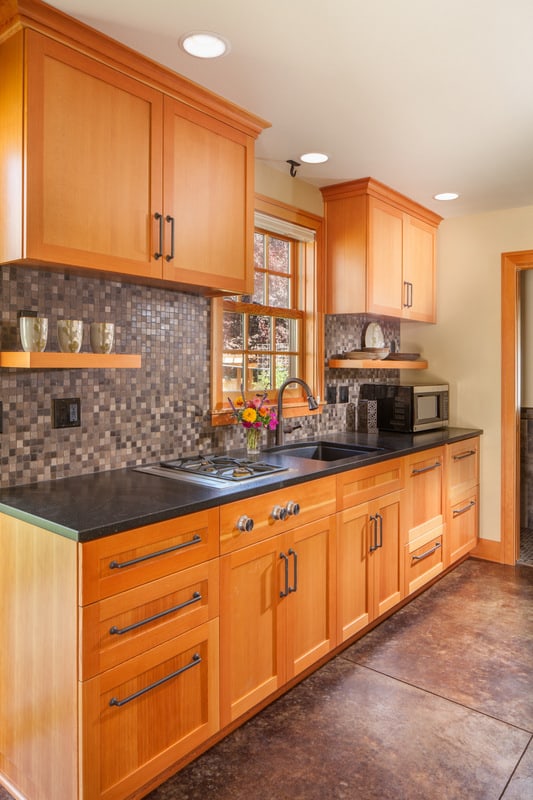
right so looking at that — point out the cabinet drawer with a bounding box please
[220,476,336,554]
[405,447,444,542]
[447,437,479,500]
[80,509,219,605]
[337,457,405,510]
[448,488,479,564]
[80,559,219,680]
[404,529,444,596]
[81,619,219,800]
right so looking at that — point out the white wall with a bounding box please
[402,205,533,542]
[255,161,323,215]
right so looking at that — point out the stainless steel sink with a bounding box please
[264,441,383,462]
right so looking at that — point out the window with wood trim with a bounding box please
[211,195,324,425]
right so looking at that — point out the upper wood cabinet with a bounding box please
[0,1,268,294]
[320,178,442,321]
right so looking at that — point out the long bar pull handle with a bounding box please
[280,552,290,597]
[109,534,202,570]
[288,548,298,593]
[109,591,202,636]
[165,215,175,262]
[408,282,413,308]
[376,512,383,549]
[411,462,441,475]
[453,500,476,517]
[453,450,476,461]
[412,542,442,562]
[109,653,201,708]
[403,280,410,308]
[369,514,379,552]
[154,212,163,260]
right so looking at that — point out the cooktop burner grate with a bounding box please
[159,455,287,482]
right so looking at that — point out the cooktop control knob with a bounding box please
[271,505,288,521]
[237,515,254,533]
[285,501,300,516]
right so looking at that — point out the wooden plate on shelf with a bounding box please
[384,352,421,361]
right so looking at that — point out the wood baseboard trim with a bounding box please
[470,537,504,563]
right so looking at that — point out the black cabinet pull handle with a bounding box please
[109,534,202,570]
[154,212,163,260]
[280,552,290,597]
[165,215,175,262]
[403,280,413,308]
[412,462,441,475]
[109,591,202,636]
[453,500,476,517]
[376,512,383,549]
[369,514,378,552]
[109,652,201,707]
[288,548,298,593]
[453,450,476,461]
[412,541,441,562]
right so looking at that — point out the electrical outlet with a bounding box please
[52,397,81,429]
[339,386,349,403]
[326,385,337,404]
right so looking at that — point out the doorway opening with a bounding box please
[501,250,533,565]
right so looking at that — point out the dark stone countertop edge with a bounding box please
[0,428,482,542]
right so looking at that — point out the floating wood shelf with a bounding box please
[0,352,141,369]
[328,359,428,370]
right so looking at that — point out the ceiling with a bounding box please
[45,0,533,218]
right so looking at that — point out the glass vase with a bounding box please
[245,426,262,456]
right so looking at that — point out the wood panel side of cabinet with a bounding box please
[0,513,78,800]
[0,31,24,264]
[323,194,367,314]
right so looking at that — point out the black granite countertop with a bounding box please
[0,428,481,541]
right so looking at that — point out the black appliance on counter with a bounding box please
[359,383,449,433]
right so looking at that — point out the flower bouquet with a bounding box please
[228,392,278,454]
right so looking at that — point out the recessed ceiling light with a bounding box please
[300,152,329,164]
[433,192,459,201]
[179,31,230,59]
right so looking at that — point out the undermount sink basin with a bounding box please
[264,441,383,462]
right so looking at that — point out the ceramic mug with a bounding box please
[57,320,83,353]
[90,322,114,354]
[19,316,48,352]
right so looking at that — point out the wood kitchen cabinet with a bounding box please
[219,478,337,727]
[446,437,480,564]
[403,447,445,595]
[0,2,267,294]
[320,178,441,321]
[336,458,405,643]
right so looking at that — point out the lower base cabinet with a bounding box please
[404,531,444,595]
[448,489,479,563]
[82,620,219,800]
[337,490,404,643]
[219,516,336,727]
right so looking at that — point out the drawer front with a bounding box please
[80,508,219,605]
[404,529,444,595]
[447,437,479,500]
[448,488,479,564]
[81,559,219,680]
[337,457,405,510]
[81,619,219,800]
[220,476,336,554]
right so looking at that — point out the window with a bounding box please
[211,195,324,425]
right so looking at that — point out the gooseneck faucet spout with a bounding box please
[276,377,319,445]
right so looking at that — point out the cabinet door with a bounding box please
[371,490,404,618]
[285,517,336,679]
[25,31,163,279]
[162,97,253,294]
[81,619,219,800]
[367,198,404,316]
[403,214,437,322]
[337,502,372,642]
[219,537,285,726]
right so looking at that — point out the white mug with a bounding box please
[57,320,83,353]
[90,322,115,354]
[19,316,48,352]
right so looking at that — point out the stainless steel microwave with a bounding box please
[359,383,449,433]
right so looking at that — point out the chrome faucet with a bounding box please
[276,377,319,445]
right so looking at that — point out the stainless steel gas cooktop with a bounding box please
[135,454,288,487]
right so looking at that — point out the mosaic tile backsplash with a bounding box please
[1,266,400,487]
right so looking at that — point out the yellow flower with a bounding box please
[242,407,257,423]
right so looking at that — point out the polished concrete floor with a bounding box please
[0,559,531,800]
